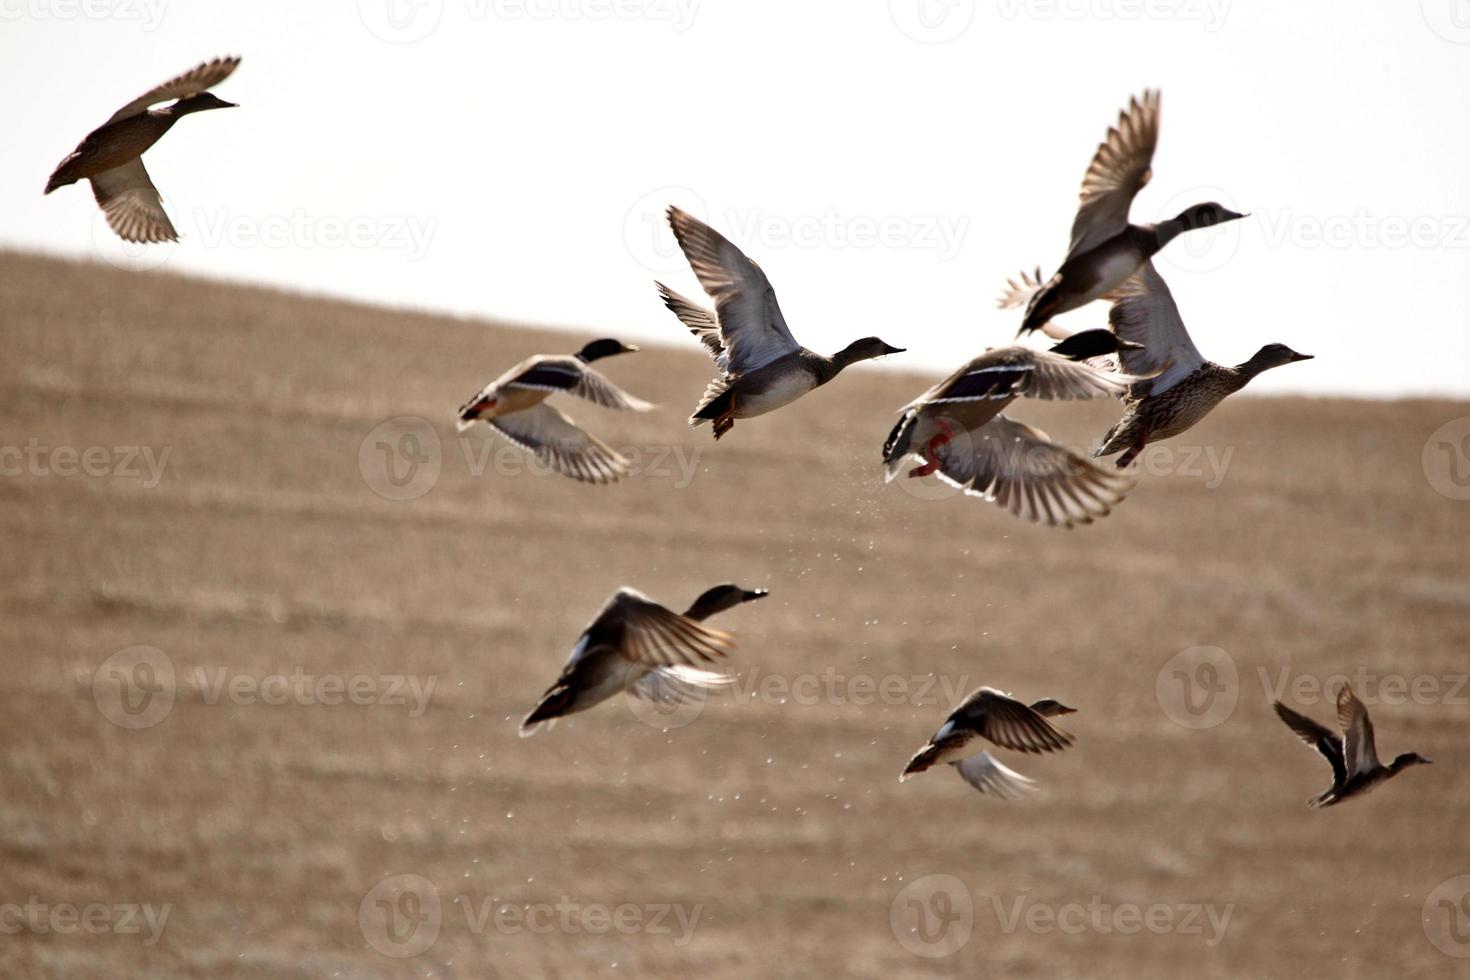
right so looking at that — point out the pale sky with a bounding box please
[4,0,1467,397]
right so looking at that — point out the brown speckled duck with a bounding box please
[1092,261,1312,467]
[46,57,241,243]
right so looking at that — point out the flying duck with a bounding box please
[901,688,1076,799]
[1088,261,1312,467]
[882,332,1148,527]
[520,584,767,735]
[46,56,241,243]
[1273,685,1431,808]
[1008,90,1246,335]
[657,206,904,439]
[456,338,652,484]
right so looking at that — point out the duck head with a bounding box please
[575,338,640,363]
[833,337,905,368]
[1048,329,1143,362]
[1238,343,1313,378]
[683,584,769,621]
[167,92,238,116]
[1156,201,1248,245]
[1029,698,1077,718]
[1390,752,1432,771]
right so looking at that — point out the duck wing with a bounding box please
[666,206,800,375]
[952,751,1039,799]
[1337,685,1381,777]
[91,159,177,244]
[1105,261,1204,395]
[656,282,729,372]
[957,687,1074,754]
[486,403,631,484]
[1273,701,1346,787]
[107,56,241,123]
[609,588,736,668]
[627,665,737,704]
[1066,90,1160,261]
[478,355,654,412]
[929,414,1135,528]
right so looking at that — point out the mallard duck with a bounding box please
[657,207,904,439]
[520,584,767,735]
[882,334,1148,527]
[901,689,1075,799]
[45,57,240,244]
[1273,685,1431,808]
[1008,91,1246,335]
[1089,261,1312,467]
[456,338,652,484]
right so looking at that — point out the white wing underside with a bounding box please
[952,751,1039,800]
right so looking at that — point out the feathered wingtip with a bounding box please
[996,266,1044,310]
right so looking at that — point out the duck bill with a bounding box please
[1289,352,1314,362]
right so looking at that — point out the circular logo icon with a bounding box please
[93,645,176,730]
[889,0,976,44]
[1424,874,1470,957]
[357,0,444,43]
[1152,185,1244,276]
[1423,418,1470,501]
[359,874,441,958]
[623,186,709,275]
[91,209,177,272]
[623,669,713,731]
[359,416,442,501]
[1421,0,1470,43]
[1155,645,1238,730]
[890,873,973,957]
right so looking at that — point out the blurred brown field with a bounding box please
[2,250,1468,978]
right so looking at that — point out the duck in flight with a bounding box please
[657,206,904,440]
[1273,685,1431,808]
[1088,262,1312,467]
[901,688,1076,799]
[1008,90,1246,336]
[456,338,652,484]
[520,584,767,736]
[46,57,240,244]
[882,331,1148,528]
